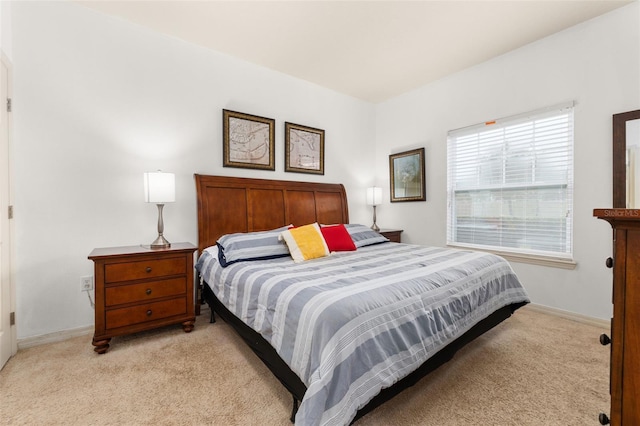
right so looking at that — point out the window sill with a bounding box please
[446,244,577,270]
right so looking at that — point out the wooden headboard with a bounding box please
[194,174,349,253]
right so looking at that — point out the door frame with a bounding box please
[0,50,16,370]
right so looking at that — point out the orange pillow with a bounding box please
[321,224,356,252]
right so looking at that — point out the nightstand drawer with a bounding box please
[106,297,187,329]
[105,257,186,283]
[105,278,186,306]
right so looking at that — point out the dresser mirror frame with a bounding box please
[613,109,640,208]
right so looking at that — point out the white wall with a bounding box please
[375,2,640,320]
[11,1,375,339]
[0,1,12,61]
[11,1,639,339]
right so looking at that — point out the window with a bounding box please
[447,103,574,261]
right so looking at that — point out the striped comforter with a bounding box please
[196,242,529,426]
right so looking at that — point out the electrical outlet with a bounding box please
[81,275,94,292]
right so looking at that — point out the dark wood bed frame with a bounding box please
[194,174,525,424]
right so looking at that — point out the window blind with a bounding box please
[446,103,574,259]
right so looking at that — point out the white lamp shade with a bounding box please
[366,186,382,206]
[144,171,175,203]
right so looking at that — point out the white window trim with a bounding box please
[447,243,577,270]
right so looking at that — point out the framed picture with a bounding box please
[389,148,426,202]
[223,109,275,170]
[285,122,325,175]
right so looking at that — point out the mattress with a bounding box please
[196,242,529,425]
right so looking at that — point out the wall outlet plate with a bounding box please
[81,276,94,292]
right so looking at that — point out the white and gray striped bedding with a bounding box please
[196,242,529,426]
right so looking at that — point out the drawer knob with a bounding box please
[146,310,152,317]
[599,413,610,425]
[145,267,152,273]
[599,334,611,346]
[605,257,613,268]
[145,289,152,295]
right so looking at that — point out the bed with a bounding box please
[194,174,529,425]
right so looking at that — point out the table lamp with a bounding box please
[144,171,175,249]
[366,186,382,231]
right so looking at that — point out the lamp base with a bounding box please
[370,205,380,232]
[150,203,170,249]
[150,234,171,249]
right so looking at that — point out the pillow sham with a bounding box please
[279,223,330,263]
[343,223,389,248]
[320,224,356,252]
[217,225,291,267]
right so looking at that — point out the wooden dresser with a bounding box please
[594,209,640,425]
[89,242,197,354]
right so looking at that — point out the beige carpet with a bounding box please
[0,306,609,425]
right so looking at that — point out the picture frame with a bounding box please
[389,148,426,202]
[223,109,275,171]
[284,122,325,175]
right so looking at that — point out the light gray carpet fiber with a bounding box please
[0,305,609,425]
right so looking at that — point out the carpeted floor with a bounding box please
[0,305,609,425]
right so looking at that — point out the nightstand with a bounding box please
[378,229,403,243]
[88,242,197,354]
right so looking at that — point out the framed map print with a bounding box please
[389,148,426,202]
[223,109,275,170]
[285,122,325,175]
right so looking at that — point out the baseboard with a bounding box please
[17,325,93,350]
[526,303,610,329]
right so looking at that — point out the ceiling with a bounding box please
[77,0,632,103]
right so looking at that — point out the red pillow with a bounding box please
[320,224,356,252]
